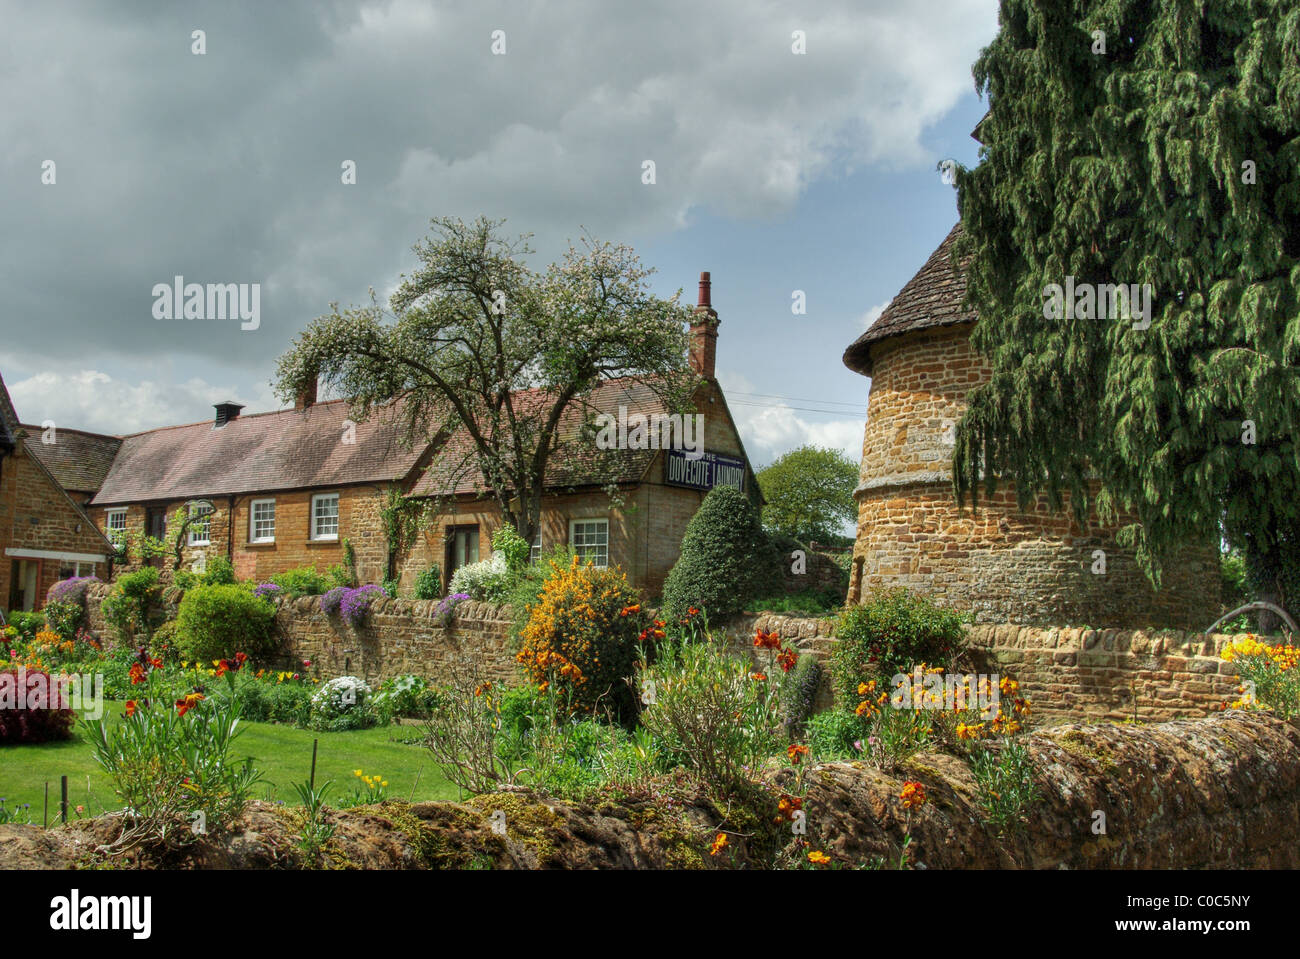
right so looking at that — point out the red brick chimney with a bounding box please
[294,376,318,410]
[689,271,719,379]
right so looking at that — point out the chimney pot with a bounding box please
[689,270,719,379]
[697,271,712,309]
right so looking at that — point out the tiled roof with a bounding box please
[842,223,975,376]
[411,377,682,498]
[20,425,122,495]
[90,400,428,505]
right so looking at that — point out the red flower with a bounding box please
[777,647,798,673]
[124,700,137,717]
[128,663,146,685]
[787,744,809,765]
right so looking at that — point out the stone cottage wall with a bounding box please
[850,325,1222,630]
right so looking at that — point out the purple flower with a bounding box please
[319,587,346,615]
[339,585,386,627]
[432,592,470,627]
[48,575,101,604]
[253,582,282,601]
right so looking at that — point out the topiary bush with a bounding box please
[779,653,822,740]
[661,485,783,620]
[831,587,967,707]
[175,584,277,663]
[0,668,76,743]
[516,555,644,718]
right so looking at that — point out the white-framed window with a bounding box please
[569,518,608,568]
[249,498,276,543]
[75,561,95,577]
[311,493,339,540]
[188,503,213,546]
[530,530,542,564]
[106,509,127,547]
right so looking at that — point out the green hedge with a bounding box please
[661,485,783,620]
[175,584,277,663]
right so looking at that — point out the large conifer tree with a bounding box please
[952,0,1300,617]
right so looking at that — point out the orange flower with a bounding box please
[709,833,728,856]
[753,629,781,650]
[174,692,205,717]
[807,851,830,866]
[777,647,798,673]
[900,781,927,809]
[787,743,809,765]
[128,663,145,685]
[124,700,137,717]
[750,672,767,682]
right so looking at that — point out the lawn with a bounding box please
[0,703,460,823]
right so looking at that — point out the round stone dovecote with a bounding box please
[841,224,1220,629]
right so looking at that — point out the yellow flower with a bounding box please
[807,851,830,865]
[354,769,363,777]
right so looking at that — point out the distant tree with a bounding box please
[275,216,697,546]
[756,445,858,544]
[951,0,1300,627]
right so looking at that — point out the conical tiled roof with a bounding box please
[842,223,974,376]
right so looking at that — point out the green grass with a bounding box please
[0,703,459,821]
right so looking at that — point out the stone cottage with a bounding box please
[841,224,1220,629]
[84,272,758,598]
[0,370,117,615]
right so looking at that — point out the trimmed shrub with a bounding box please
[516,556,643,717]
[661,485,783,620]
[175,584,277,663]
[831,587,967,707]
[413,565,442,600]
[449,553,510,603]
[309,676,377,731]
[229,675,314,726]
[0,669,76,743]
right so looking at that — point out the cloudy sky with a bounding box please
[0,0,996,469]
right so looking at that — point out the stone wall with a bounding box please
[81,577,1251,725]
[721,613,1248,722]
[269,595,519,688]
[849,324,1223,630]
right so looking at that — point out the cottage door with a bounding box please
[444,525,479,590]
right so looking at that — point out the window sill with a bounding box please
[306,539,340,546]
[244,541,277,549]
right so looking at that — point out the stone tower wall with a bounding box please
[849,324,1221,630]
